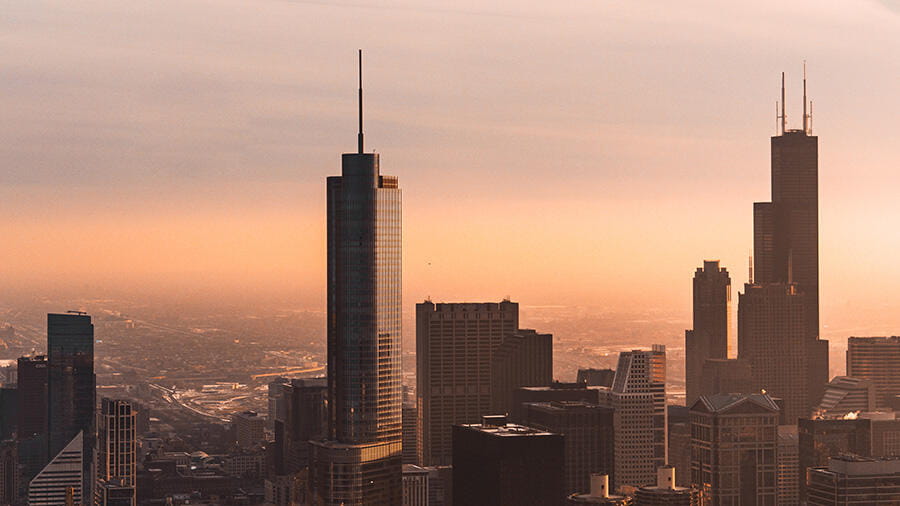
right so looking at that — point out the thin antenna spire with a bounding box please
[802,61,808,134]
[775,101,779,135]
[357,49,364,154]
[809,100,814,134]
[749,249,754,284]
[780,72,786,135]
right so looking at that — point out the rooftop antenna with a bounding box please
[748,249,754,284]
[809,100,814,134]
[779,72,787,135]
[357,49,364,154]
[802,61,809,134]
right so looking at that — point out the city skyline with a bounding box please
[2,1,900,334]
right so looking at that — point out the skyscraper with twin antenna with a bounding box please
[741,67,828,421]
[308,50,403,505]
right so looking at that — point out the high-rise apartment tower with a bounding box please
[308,51,403,505]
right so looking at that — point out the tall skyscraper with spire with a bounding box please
[741,68,828,421]
[308,50,403,505]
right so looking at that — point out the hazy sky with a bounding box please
[2,0,899,332]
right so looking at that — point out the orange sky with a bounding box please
[2,0,900,334]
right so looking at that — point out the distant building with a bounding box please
[0,440,17,505]
[16,354,49,485]
[666,406,691,488]
[633,466,698,506]
[452,415,564,506]
[273,378,326,474]
[267,377,290,431]
[685,261,731,407]
[847,337,900,409]
[29,431,83,506]
[777,425,800,506]
[402,465,428,506]
[416,300,519,466]
[224,450,266,478]
[511,382,600,422]
[522,400,614,496]
[264,473,303,506]
[567,474,631,505]
[598,346,667,489]
[577,369,616,388]
[798,416,873,501]
[96,398,137,505]
[807,455,900,505]
[490,329,553,415]
[233,411,265,449]
[815,376,876,417]
[402,401,419,465]
[690,393,780,503]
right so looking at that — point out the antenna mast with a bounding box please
[802,62,809,134]
[779,72,787,135]
[749,249,754,284]
[358,49,364,154]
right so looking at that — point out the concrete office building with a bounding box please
[846,336,900,409]
[233,411,265,449]
[416,300,519,466]
[598,346,667,489]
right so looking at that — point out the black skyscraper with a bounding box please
[16,355,49,488]
[47,312,96,497]
[745,71,828,414]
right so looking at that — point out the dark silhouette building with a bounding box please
[690,393,780,503]
[47,312,95,458]
[738,282,815,422]
[685,261,731,407]
[490,329,553,415]
[697,359,753,400]
[15,354,48,491]
[798,416,874,501]
[521,401,614,496]
[747,71,828,417]
[416,300,519,466]
[274,378,326,474]
[452,415,564,506]
[0,386,16,441]
[308,51,402,505]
